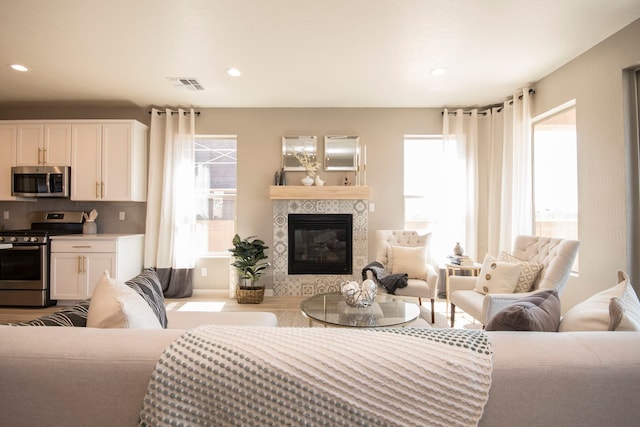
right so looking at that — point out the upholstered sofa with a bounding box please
[1,325,639,426]
[3,267,639,425]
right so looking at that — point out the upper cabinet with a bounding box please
[71,120,148,201]
[0,119,147,202]
[15,123,72,166]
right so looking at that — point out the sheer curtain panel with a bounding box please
[442,108,479,260]
[144,108,196,297]
[496,89,533,252]
[443,88,533,259]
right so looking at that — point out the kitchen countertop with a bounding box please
[50,234,144,240]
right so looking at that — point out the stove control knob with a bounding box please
[30,237,39,243]
[0,237,4,242]
[10,237,18,242]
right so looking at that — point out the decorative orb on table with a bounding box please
[341,279,377,308]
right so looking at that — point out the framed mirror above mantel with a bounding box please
[282,135,317,171]
[324,135,359,171]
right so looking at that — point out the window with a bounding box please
[404,135,467,259]
[194,135,237,255]
[532,106,578,270]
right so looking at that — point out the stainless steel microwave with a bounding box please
[11,166,70,198]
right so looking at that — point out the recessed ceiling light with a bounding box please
[10,64,29,72]
[227,68,241,77]
[430,67,446,76]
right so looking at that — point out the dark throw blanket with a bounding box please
[362,261,408,294]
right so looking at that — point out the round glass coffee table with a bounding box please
[300,292,420,328]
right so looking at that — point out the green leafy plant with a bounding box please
[228,234,270,287]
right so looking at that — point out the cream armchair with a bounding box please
[449,235,580,327]
[370,230,439,323]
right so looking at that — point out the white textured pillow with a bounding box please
[474,255,522,294]
[499,251,544,293]
[559,270,640,332]
[387,245,426,279]
[87,271,162,329]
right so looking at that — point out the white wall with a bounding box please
[531,18,640,309]
[194,108,443,289]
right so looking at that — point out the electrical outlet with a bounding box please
[201,267,207,277]
[369,203,375,212]
[3,211,8,220]
[119,212,125,221]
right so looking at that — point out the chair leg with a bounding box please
[450,303,456,328]
[430,299,435,324]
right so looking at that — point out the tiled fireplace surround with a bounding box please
[272,199,369,296]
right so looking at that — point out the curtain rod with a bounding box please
[148,110,201,116]
[443,89,536,116]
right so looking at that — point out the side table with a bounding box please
[445,262,482,317]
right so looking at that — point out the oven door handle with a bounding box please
[2,245,39,250]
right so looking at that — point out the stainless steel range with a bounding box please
[0,211,84,307]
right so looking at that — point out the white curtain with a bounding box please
[144,108,196,297]
[443,88,533,259]
[495,89,533,252]
[442,108,479,260]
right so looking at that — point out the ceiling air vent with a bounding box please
[167,77,204,91]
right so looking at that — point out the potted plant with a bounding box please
[228,234,270,303]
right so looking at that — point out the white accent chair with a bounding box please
[449,235,580,327]
[372,230,439,323]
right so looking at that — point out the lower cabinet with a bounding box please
[50,234,144,300]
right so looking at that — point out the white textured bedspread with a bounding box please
[139,326,493,427]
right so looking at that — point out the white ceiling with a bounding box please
[2,0,640,109]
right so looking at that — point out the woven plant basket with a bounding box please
[236,286,265,304]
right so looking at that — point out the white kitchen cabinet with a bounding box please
[15,123,71,166]
[50,234,144,300]
[0,124,16,200]
[71,120,148,201]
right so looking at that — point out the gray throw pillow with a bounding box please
[485,289,561,332]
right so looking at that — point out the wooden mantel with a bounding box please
[269,185,370,200]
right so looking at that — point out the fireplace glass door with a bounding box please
[288,214,352,275]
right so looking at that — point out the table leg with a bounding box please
[445,267,451,317]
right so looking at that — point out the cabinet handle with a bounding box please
[43,148,47,164]
[83,256,87,273]
[77,256,83,274]
[71,245,92,248]
[101,182,105,199]
[96,182,100,199]
[38,148,43,164]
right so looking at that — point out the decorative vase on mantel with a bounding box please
[314,175,325,186]
[301,175,314,186]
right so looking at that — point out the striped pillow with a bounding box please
[9,300,91,327]
[125,268,168,328]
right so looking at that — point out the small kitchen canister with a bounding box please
[83,220,97,234]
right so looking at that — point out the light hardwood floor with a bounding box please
[0,291,478,329]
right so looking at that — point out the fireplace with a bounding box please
[288,214,353,275]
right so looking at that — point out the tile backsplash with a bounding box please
[0,200,146,234]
